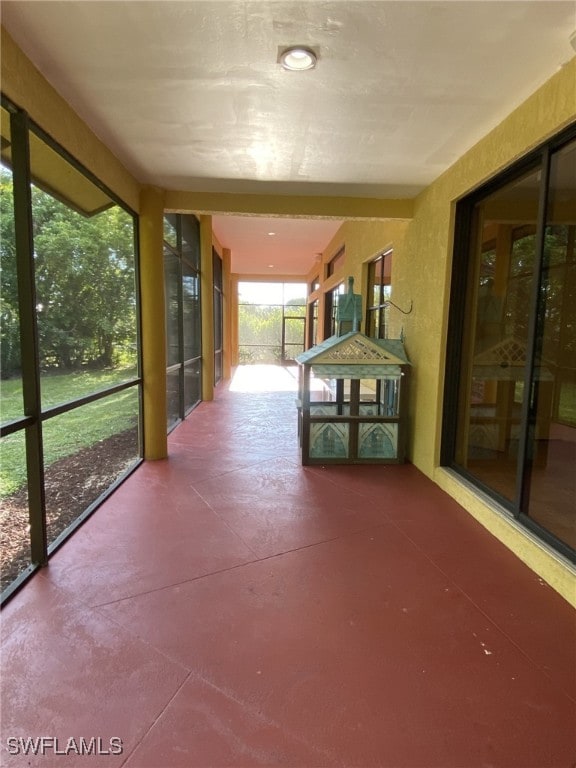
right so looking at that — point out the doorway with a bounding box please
[238,282,306,365]
[282,316,306,364]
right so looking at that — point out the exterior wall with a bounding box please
[397,59,576,605]
[308,219,410,341]
[306,61,576,604]
[1,28,141,212]
[401,58,576,479]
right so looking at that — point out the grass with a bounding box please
[0,367,139,497]
[0,366,138,422]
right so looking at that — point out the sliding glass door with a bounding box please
[522,141,576,549]
[443,127,575,560]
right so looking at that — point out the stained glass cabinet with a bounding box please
[296,332,411,465]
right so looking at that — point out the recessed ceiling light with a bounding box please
[268,264,274,268]
[268,231,276,236]
[279,46,317,71]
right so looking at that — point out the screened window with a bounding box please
[326,246,345,277]
[213,249,223,384]
[323,282,345,338]
[0,97,142,602]
[238,282,306,364]
[163,213,202,431]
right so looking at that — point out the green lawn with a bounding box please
[0,368,139,497]
[0,366,138,422]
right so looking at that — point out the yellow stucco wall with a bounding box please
[308,61,576,605]
[396,59,576,605]
[139,187,168,459]
[435,468,575,606]
[166,190,413,220]
[1,27,141,212]
[400,58,576,478]
[308,219,410,341]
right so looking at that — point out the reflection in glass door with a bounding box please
[454,167,541,503]
[523,141,576,549]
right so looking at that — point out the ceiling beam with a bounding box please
[165,191,414,220]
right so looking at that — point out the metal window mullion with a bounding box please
[281,308,287,362]
[178,269,185,418]
[40,378,141,420]
[11,110,48,566]
[197,232,203,403]
[176,219,185,419]
[132,216,145,459]
[0,415,35,438]
[515,149,552,518]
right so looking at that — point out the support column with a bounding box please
[139,186,167,459]
[222,247,232,380]
[200,214,215,401]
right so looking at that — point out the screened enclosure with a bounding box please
[0,97,142,602]
[238,282,306,364]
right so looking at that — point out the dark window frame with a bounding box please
[326,245,345,277]
[307,298,319,349]
[0,94,143,605]
[213,248,223,385]
[442,122,576,562]
[323,282,345,339]
[366,249,392,338]
[164,213,202,431]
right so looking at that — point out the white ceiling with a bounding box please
[2,0,575,275]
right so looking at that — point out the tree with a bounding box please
[0,167,137,377]
[0,167,20,378]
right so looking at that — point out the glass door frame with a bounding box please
[281,315,306,364]
[442,123,576,562]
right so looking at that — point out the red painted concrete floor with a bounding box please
[1,365,575,768]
